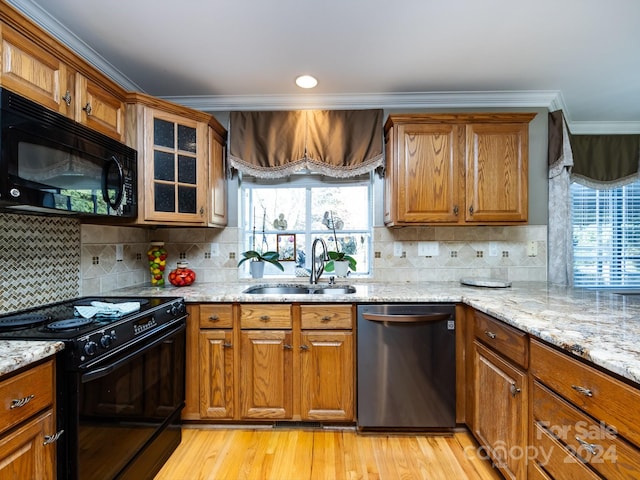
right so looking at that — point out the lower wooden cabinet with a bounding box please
[0,359,58,479]
[186,303,355,423]
[473,340,528,480]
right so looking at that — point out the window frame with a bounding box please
[239,173,374,278]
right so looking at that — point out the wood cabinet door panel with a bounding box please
[474,311,528,368]
[241,304,292,329]
[300,305,352,330]
[199,330,234,419]
[240,330,293,419]
[0,409,55,480]
[208,128,227,226]
[76,74,124,140]
[473,340,527,480]
[199,304,234,329]
[300,331,354,421]
[0,24,73,116]
[396,123,462,223]
[465,123,528,223]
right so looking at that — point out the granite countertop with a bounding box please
[121,280,640,386]
[0,340,64,376]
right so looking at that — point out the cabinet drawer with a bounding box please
[531,339,640,447]
[199,304,234,328]
[300,305,352,329]
[0,360,54,436]
[474,311,528,368]
[532,422,600,480]
[533,380,640,479]
[240,304,291,329]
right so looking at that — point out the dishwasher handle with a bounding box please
[361,312,451,324]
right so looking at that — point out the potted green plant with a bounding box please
[238,250,284,278]
[324,211,357,276]
[239,208,284,278]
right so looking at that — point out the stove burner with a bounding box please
[0,314,49,330]
[47,317,94,331]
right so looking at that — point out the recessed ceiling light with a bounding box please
[295,75,318,89]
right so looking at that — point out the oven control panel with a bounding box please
[74,299,186,367]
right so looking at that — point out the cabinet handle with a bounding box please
[62,90,72,106]
[509,383,521,397]
[222,342,232,348]
[300,345,310,351]
[10,394,35,409]
[575,436,599,455]
[469,205,474,215]
[320,315,332,322]
[200,207,205,216]
[43,430,64,446]
[571,385,593,397]
[83,102,93,116]
[260,315,270,322]
[283,344,293,350]
[453,205,459,216]
[208,315,220,322]
[484,330,497,339]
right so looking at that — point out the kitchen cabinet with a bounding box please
[208,125,228,227]
[75,73,125,141]
[471,311,528,480]
[0,9,128,141]
[0,359,58,479]
[384,113,535,226]
[530,338,640,479]
[299,305,354,421]
[239,304,294,419]
[126,93,227,226]
[0,22,75,117]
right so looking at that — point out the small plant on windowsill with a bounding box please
[238,208,284,278]
[324,211,357,275]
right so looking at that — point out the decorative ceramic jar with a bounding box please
[169,261,196,287]
[147,241,167,286]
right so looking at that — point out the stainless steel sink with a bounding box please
[243,284,356,295]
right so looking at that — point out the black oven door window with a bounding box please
[77,327,185,480]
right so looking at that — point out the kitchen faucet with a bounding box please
[310,238,329,284]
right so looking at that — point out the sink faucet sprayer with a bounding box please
[310,238,330,284]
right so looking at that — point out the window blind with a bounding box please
[571,182,640,288]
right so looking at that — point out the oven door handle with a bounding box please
[80,321,185,383]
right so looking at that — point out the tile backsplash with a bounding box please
[1,212,547,313]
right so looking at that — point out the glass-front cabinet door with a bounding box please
[144,109,208,223]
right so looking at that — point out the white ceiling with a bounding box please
[10,0,640,133]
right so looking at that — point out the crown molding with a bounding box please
[160,90,562,112]
[9,0,640,134]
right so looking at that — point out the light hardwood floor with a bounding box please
[154,427,502,480]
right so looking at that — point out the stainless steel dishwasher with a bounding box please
[357,304,456,430]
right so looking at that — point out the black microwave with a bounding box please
[0,88,137,217]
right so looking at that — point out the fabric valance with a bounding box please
[229,109,383,178]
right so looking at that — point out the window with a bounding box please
[240,174,372,277]
[571,181,640,288]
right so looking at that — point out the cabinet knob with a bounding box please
[10,394,35,409]
[43,430,64,446]
[509,383,521,397]
[62,90,72,106]
[208,315,220,322]
[283,344,293,350]
[260,315,270,322]
[571,385,593,397]
[320,315,332,322]
[453,205,459,216]
[484,330,497,339]
[83,102,93,116]
[469,205,474,215]
[300,344,310,351]
[222,342,232,348]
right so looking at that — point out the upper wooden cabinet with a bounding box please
[75,74,125,141]
[0,23,75,117]
[208,124,228,227]
[0,6,128,142]
[125,93,227,226]
[384,113,535,226]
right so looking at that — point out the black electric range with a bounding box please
[0,295,187,480]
